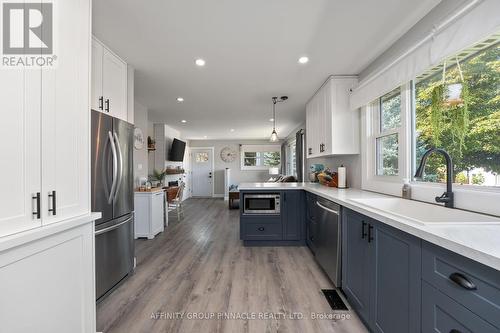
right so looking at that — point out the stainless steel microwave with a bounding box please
[243,194,281,215]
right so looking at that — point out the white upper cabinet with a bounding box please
[0,69,42,236]
[92,38,128,122]
[0,0,91,236]
[41,0,90,225]
[306,76,359,158]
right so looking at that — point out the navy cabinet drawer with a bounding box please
[422,241,500,328]
[242,223,282,241]
[422,282,498,333]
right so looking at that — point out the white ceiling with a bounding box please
[93,0,440,140]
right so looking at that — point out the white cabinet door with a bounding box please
[0,222,96,333]
[322,79,334,156]
[0,68,42,236]
[306,101,313,158]
[41,0,90,224]
[103,49,128,121]
[91,39,104,112]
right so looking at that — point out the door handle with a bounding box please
[95,217,133,236]
[449,272,477,290]
[48,190,56,216]
[316,201,339,215]
[108,131,118,204]
[361,221,367,239]
[32,192,41,219]
[99,96,104,110]
[368,224,374,243]
[105,99,110,112]
[113,132,124,201]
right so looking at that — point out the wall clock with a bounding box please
[134,127,144,150]
[220,146,237,163]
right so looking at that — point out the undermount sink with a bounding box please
[349,197,500,226]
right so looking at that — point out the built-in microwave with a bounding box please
[243,193,280,215]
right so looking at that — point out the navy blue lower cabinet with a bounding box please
[342,209,372,324]
[342,209,421,333]
[370,221,421,333]
[422,281,498,333]
[282,190,304,241]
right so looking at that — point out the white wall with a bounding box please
[306,155,361,189]
[133,102,149,186]
[189,140,277,195]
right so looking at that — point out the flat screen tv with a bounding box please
[169,138,186,161]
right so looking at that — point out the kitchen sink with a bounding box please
[349,197,500,226]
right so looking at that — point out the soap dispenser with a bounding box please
[402,178,411,199]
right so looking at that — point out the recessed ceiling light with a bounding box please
[230,129,235,132]
[298,56,309,64]
[176,97,184,102]
[269,118,274,122]
[181,120,187,123]
[203,135,208,139]
[195,58,206,67]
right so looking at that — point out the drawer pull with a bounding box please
[450,330,463,333]
[449,272,477,290]
[258,227,265,231]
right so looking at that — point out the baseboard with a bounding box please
[212,194,224,198]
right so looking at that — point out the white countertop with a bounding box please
[239,182,500,271]
[0,212,101,252]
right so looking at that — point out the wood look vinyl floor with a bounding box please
[97,198,368,333]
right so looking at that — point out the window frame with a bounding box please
[362,83,412,195]
[240,144,281,171]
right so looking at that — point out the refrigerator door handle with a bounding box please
[108,131,118,204]
[113,131,124,202]
[95,216,133,236]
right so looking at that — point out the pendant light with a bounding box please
[269,96,288,142]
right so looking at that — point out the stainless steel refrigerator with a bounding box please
[91,110,135,301]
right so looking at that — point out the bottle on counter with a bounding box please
[402,178,412,199]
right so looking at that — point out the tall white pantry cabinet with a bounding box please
[0,0,97,332]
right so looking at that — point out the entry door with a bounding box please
[191,149,213,197]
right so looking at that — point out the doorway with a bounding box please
[191,148,214,197]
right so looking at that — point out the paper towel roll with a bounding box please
[338,165,347,188]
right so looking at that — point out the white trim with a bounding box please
[190,147,215,198]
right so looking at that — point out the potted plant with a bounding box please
[149,169,166,187]
[429,57,470,154]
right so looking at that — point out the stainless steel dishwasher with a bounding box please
[314,197,342,287]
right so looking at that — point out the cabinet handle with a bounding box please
[449,272,477,290]
[449,330,463,333]
[308,148,312,155]
[105,99,110,112]
[258,227,265,231]
[99,96,104,110]
[361,221,367,239]
[368,224,374,243]
[32,192,41,219]
[48,190,56,216]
